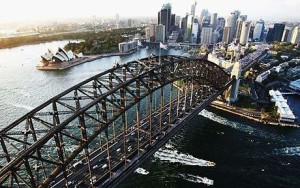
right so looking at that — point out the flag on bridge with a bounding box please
[159,42,168,50]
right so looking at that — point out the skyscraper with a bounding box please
[149,24,156,42]
[175,16,181,26]
[281,27,292,42]
[240,21,251,45]
[225,11,239,43]
[145,27,151,42]
[184,15,194,42]
[216,17,225,30]
[191,18,199,44]
[266,28,274,43]
[235,18,244,40]
[199,9,209,26]
[158,3,172,37]
[272,23,285,42]
[253,19,265,41]
[210,13,218,29]
[290,26,300,44]
[155,24,166,43]
[201,27,213,45]
[191,1,197,17]
[222,27,231,43]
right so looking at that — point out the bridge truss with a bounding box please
[0,55,232,187]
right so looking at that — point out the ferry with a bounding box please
[134,168,149,175]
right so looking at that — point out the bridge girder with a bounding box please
[0,55,231,187]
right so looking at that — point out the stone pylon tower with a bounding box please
[224,61,241,104]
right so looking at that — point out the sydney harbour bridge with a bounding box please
[0,55,234,187]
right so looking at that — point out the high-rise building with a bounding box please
[199,9,209,26]
[116,14,120,28]
[201,27,213,45]
[149,24,156,42]
[202,15,211,27]
[191,1,197,17]
[180,17,187,31]
[184,15,194,42]
[171,14,176,28]
[210,13,218,29]
[175,16,181,26]
[128,19,132,27]
[253,19,265,41]
[272,23,285,42]
[290,26,300,44]
[158,3,172,37]
[145,27,151,42]
[225,11,239,43]
[222,26,231,43]
[155,24,166,43]
[191,18,199,43]
[281,27,291,42]
[240,21,251,45]
[266,28,274,43]
[235,18,244,40]
[216,17,225,30]
[212,30,219,44]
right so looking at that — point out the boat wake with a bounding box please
[273,146,300,156]
[134,168,149,175]
[154,144,215,167]
[199,109,289,141]
[178,173,214,186]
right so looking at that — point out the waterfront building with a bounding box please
[41,47,82,64]
[289,79,300,91]
[290,26,300,44]
[269,90,296,123]
[155,24,166,43]
[118,41,137,53]
[158,3,172,37]
[210,13,218,29]
[201,27,213,45]
[253,19,265,41]
[240,21,251,45]
[222,26,231,43]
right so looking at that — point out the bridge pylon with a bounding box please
[224,61,241,104]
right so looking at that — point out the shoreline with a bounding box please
[36,51,136,70]
[209,101,299,128]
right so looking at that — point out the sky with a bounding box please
[0,0,299,23]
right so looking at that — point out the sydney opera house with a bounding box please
[41,47,83,64]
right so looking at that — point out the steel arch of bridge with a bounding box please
[0,55,232,188]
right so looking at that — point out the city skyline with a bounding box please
[0,0,300,24]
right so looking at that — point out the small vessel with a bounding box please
[201,177,214,186]
[134,168,149,175]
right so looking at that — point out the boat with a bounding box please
[134,168,149,175]
[201,177,214,186]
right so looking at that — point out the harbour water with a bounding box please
[0,41,300,187]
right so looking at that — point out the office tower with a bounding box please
[175,16,181,26]
[281,27,291,42]
[253,19,265,41]
[191,18,199,43]
[240,21,251,45]
[239,15,247,22]
[249,24,255,40]
[202,15,211,27]
[191,1,197,17]
[184,15,193,42]
[216,17,225,30]
[201,27,213,45]
[199,9,209,26]
[180,17,187,31]
[155,24,165,43]
[235,18,244,40]
[272,23,285,42]
[116,14,119,28]
[149,24,156,42]
[222,26,231,43]
[128,19,132,27]
[225,11,239,43]
[158,3,172,37]
[210,13,217,29]
[212,30,219,44]
[145,27,151,42]
[290,26,300,44]
[266,28,274,43]
[171,14,176,27]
